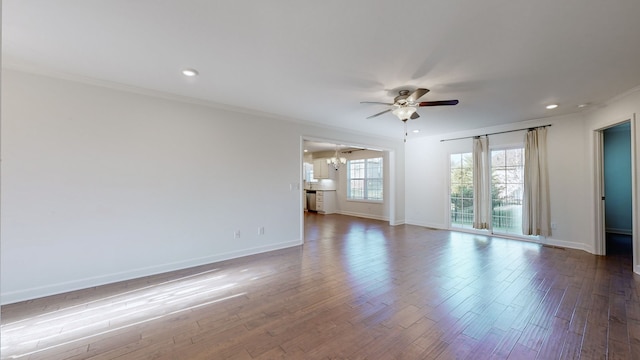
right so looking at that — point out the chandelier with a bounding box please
[326,145,347,170]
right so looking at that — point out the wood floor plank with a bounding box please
[536,317,569,359]
[559,330,584,360]
[1,214,637,359]
[465,327,505,360]
[580,322,608,359]
[555,285,581,321]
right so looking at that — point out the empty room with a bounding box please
[2,1,640,359]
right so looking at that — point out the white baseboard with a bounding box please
[542,237,594,254]
[1,239,302,305]
[404,219,447,230]
[338,211,388,222]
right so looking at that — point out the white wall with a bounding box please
[0,69,405,304]
[405,113,593,252]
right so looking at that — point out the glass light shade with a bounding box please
[392,106,417,120]
[327,157,346,165]
[327,153,347,170]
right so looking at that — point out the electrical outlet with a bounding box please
[551,223,557,230]
[234,230,241,239]
[258,226,265,235]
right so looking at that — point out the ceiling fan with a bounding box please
[361,88,459,121]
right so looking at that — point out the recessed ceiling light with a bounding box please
[546,104,558,109]
[412,129,420,133]
[578,104,588,108]
[304,149,308,153]
[182,68,199,77]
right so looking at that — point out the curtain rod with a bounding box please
[440,124,552,142]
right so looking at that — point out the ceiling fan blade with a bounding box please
[418,99,459,107]
[410,112,420,120]
[366,108,392,119]
[407,88,430,102]
[360,101,394,105]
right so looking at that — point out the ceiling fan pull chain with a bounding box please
[403,120,408,142]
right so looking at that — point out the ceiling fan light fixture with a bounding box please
[392,106,417,121]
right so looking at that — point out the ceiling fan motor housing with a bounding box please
[394,90,411,105]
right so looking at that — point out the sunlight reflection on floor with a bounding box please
[0,265,278,359]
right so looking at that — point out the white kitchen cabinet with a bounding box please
[316,190,337,214]
[313,159,331,179]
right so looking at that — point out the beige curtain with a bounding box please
[473,136,490,229]
[522,127,551,236]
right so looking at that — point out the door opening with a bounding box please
[300,137,396,244]
[595,116,638,275]
[602,122,633,256]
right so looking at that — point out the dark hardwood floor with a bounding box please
[606,233,633,256]
[2,213,639,359]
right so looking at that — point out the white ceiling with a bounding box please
[4,1,640,140]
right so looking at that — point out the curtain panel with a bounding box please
[522,127,551,236]
[473,136,490,229]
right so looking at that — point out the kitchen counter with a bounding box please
[305,190,336,214]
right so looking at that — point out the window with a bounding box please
[303,162,317,182]
[450,152,474,228]
[347,157,383,201]
[491,148,524,235]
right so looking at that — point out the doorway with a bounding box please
[595,117,638,274]
[299,137,396,244]
[603,122,633,255]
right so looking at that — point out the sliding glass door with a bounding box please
[490,148,524,235]
[449,147,527,236]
